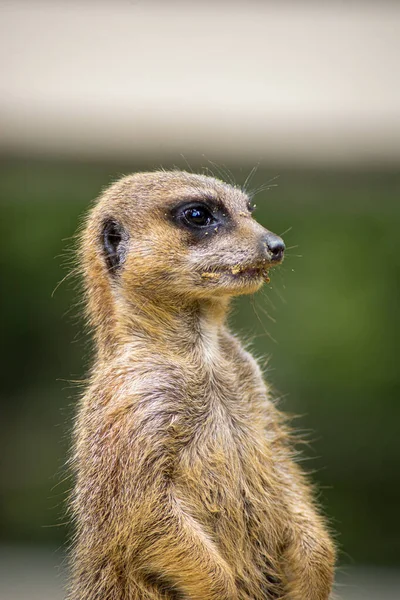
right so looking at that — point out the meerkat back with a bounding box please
[68,171,335,600]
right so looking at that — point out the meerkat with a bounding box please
[68,170,335,600]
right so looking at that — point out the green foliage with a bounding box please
[1,159,399,565]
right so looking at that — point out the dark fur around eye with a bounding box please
[171,202,216,230]
[102,219,128,273]
[169,201,231,241]
[182,205,215,228]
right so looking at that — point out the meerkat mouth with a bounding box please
[201,264,270,284]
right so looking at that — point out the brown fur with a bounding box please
[68,171,335,599]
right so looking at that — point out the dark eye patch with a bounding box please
[181,204,216,228]
[169,199,231,242]
[102,219,128,273]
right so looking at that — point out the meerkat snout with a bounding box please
[261,231,285,262]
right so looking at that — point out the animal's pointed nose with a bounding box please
[263,232,285,262]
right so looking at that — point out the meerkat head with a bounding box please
[81,171,284,336]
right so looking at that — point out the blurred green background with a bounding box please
[1,156,399,569]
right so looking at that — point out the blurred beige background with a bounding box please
[1,0,400,166]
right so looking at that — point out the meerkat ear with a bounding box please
[102,219,128,273]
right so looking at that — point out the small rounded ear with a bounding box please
[102,219,128,273]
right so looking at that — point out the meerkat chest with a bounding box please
[173,359,285,566]
[174,350,278,510]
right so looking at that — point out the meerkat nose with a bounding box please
[262,232,285,262]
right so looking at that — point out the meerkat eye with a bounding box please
[182,205,215,228]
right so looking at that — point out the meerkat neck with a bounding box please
[95,294,230,360]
